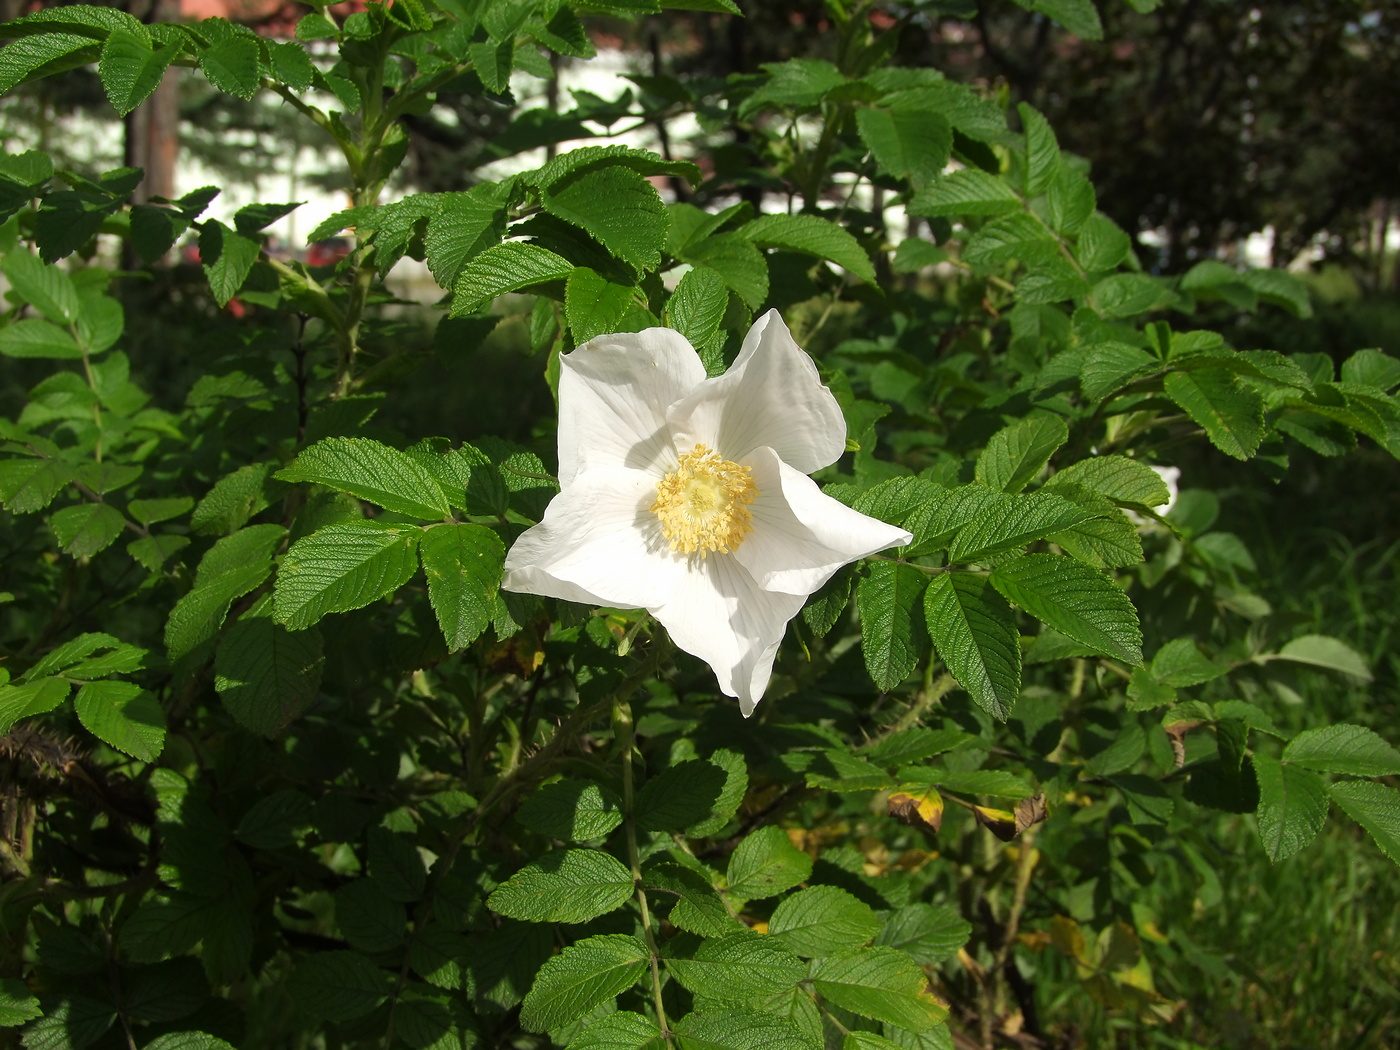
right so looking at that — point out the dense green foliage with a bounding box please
[0,2,1397,1049]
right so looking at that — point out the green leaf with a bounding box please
[73,680,164,761]
[740,213,877,284]
[1047,490,1143,569]
[923,573,1020,721]
[667,266,729,365]
[961,212,1059,271]
[571,1012,664,1050]
[198,220,260,307]
[0,978,43,1026]
[424,188,508,288]
[857,561,929,692]
[525,145,700,193]
[127,497,193,526]
[518,934,647,1033]
[874,903,971,965]
[810,947,948,1031]
[487,849,634,923]
[989,553,1142,664]
[1018,0,1103,39]
[686,749,749,837]
[891,239,948,273]
[1340,348,1400,392]
[844,1034,906,1050]
[1252,753,1328,862]
[683,234,768,310]
[1162,369,1265,461]
[368,826,427,903]
[908,169,1020,219]
[635,759,731,834]
[214,599,322,736]
[2,4,144,38]
[235,788,314,849]
[23,635,143,683]
[142,1034,238,1050]
[50,503,125,558]
[0,457,72,513]
[419,523,505,651]
[0,33,102,96]
[740,57,846,115]
[1107,773,1173,825]
[276,437,450,519]
[409,924,468,992]
[975,412,1069,493]
[542,165,667,273]
[1328,781,1400,868]
[464,36,511,91]
[1091,273,1171,320]
[274,522,421,631]
[1017,103,1060,196]
[768,886,881,957]
[566,267,635,345]
[864,728,975,767]
[1044,456,1170,507]
[1241,268,1311,318]
[0,318,82,359]
[948,489,1091,562]
[1019,264,1092,310]
[98,24,175,116]
[725,825,813,900]
[802,566,854,637]
[1283,725,1400,777]
[16,995,114,1049]
[673,1011,816,1050]
[926,768,1033,798]
[191,462,283,535]
[643,864,736,938]
[1074,212,1132,272]
[3,249,79,323]
[0,675,71,733]
[1271,634,1372,682]
[286,950,392,1022]
[334,880,406,953]
[451,242,574,315]
[1149,637,1226,686]
[516,779,624,841]
[268,39,313,89]
[165,525,284,668]
[198,35,260,99]
[1046,166,1095,235]
[856,106,952,188]
[234,201,301,236]
[665,932,806,1003]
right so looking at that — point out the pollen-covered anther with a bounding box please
[651,443,758,555]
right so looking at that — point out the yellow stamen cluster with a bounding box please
[651,444,758,556]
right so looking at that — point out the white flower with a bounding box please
[502,310,912,716]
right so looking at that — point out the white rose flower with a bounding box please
[502,310,912,715]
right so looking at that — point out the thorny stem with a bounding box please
[616,701,674,1046]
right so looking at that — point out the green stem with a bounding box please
[616,701,674,1046]
[70,322,103,462]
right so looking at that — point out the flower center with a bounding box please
[651,444,758,556]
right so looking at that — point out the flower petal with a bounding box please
[666,310,847,473]
[502,468,672,609]
[649,555,805,717]
[558,328,707,486]
[734,447,913,596]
